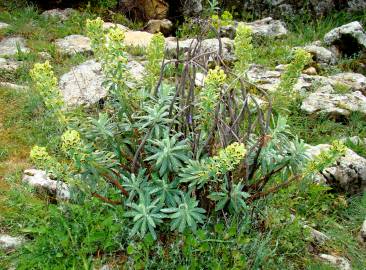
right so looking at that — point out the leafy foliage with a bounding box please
[27,17,349,247]
[162,192,206,233]
[125,195,166,239]
[144,33,165,92]
[234,23,253,73]
[145,133,190,176]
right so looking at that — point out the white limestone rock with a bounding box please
[165,37,234,63]
[329,72,366,95]
[306,144,366,194]
[0,57,21,71]
[0,82,28,91]
[22,169,70,200]
[124,31,154,48]
[0,234,24,251]
[0,37,29,57]
[303,44,337,65]
[301,85,366,117]
[55,35,92,55]
[59,60,106,106]
[324,21,366,56]
[359,219,366,244]
[0,22,10,30]
[319,254,352,270]
[59,59,145,106]
[245,17,288,38]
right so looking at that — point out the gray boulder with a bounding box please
[301,85,366,118]
[329,72,366,95]
[0,37,29,57]
[166,37,234,63]
[59,59,145,106]
[221,17,288,39]
[55,35,92,55]
[324,21,366,56]
[307,144,366,194]
[245,17,288,38]
[303,44,337,65]
[23,169,70,200]
[0,57,21,72]
[41,8,75,21]
[181,0,203,16]
[59,60,106,106]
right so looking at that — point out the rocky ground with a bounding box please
[0,6,365,270]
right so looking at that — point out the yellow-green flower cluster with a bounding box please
[199,66,227,129]
[30,61,65,122]
[210,142,247,175]
[102,27,128,86]
[304,140,346,176]
[61,129,82,153]
[234,23,253,72]
[205,66,227,86]
[30,146,53,165]
[277,49,312,94]
[273,49,312,113]
[106,26,125,43]
[86,17,105,59]
[30,145,63,175]
[211,10,233,28]
[145,33,165,92]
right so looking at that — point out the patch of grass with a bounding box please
[287,100,366,145]
[8,198,127,270]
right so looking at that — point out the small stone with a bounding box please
[0,22,10,30]
[195,72,205,87]
[304,225,330,245]
[0,234,24,251]
[23,169,70,200]
[41,8,75,21]
[99,265,112,270]
[359,219,366,244]
[38,51,52,60]
[0,37,29,57]
[303,66,317,76]
[319,254,352,270]
[55,35,92,55]
[144,19,173,36]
